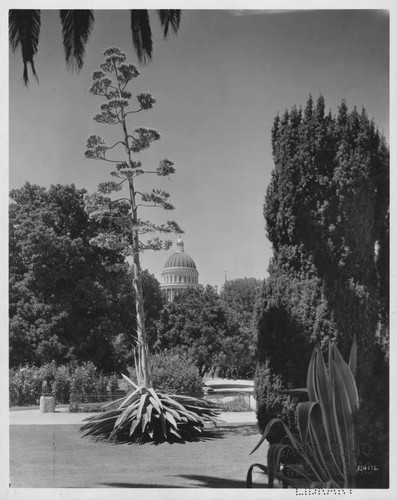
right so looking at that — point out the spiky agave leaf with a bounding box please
[80,386,221,444]
[249,340,360,488]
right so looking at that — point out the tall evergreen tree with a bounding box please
[256,96,389,486]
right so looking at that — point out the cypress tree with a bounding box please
[256,96,389,486]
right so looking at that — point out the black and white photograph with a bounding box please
[2,1,393,499]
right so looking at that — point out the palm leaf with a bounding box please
[60,10,95,70]
[157,10,181,38]
[9,9,41,85]
[130,10,152,64]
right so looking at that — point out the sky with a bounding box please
[8,8,390,292]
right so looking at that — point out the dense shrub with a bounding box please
[129,351,203,395]
[254,363,299,443]
[216,395,253,412]
[52,365,71,403]
[9,366,43,406]
[106,373,119,394]
[9,362,119,406]
[151,352,203,395]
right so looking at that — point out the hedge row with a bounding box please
[9,361,119,406]
[10,352,203,406]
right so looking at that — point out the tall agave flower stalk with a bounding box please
[247,337,359,488]
[81,47,221,443]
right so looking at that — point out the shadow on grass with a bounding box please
[179,474,268,488]
[82,424,259,446]
[100,483,184,488]
[83,428,226,445]
[101,474,267,488]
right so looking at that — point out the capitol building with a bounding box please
[160,237,203,301]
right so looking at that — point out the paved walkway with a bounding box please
[9,406,257,426]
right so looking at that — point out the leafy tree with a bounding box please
[220,277,262,319]
[219,278,262,378]
[83,47,182,387]
[256,95,389,486]
[9,183,128,370]
[156,286,250,377]
[9,182,164,372]
[9,9,181,85]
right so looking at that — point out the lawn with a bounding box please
[9,423,268,488]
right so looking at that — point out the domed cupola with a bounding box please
[164,237,197,269]
[160,236,203,301]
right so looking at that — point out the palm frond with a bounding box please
[157,10,181,38]
[9,9,41,85]
[130,10,152,64]
[60,10,95,71]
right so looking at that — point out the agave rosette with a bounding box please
[80,374,222,443]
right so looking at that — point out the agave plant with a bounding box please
[80,374,221,443]
[247,337,359,488]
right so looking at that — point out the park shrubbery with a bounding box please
[128,351,203,395]
[9,361,119,406]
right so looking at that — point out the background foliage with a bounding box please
[9,183,164,372]
[9,361,119,406]
[156,285,257,378]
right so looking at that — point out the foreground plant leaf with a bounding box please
[249,339,359,488]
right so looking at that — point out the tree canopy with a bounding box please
[156,285,256,378]
[9,182,163,372]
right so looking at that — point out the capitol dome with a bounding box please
[160,237,203,301]
[164,239,197,269]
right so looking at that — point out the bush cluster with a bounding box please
[9,361,119,406]
[254,363,298,444]
[126,351,203,395]
[151,352,203,395]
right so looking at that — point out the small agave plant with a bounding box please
[80,374,221,443]
[247,337,359,488]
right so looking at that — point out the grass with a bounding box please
[10,423,265,488]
